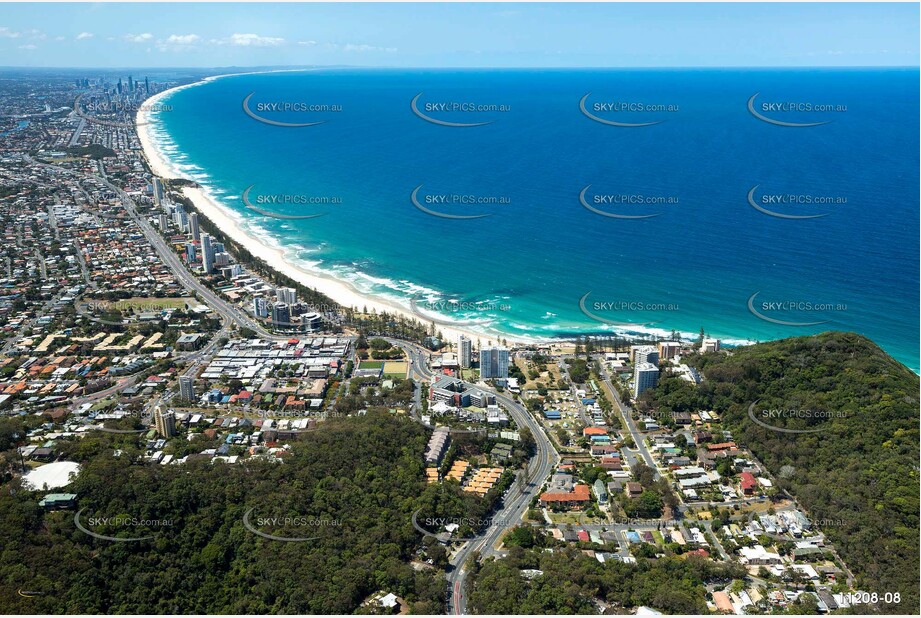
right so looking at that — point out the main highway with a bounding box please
[387,338,559,615]
[26,156,285,342]
[24,156,285,414]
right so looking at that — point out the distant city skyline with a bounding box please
[0,2,918,68]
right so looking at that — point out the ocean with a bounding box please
[146,68,920,371]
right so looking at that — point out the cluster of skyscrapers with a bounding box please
[251,287,322,332]
[115,75,150,95]
[198,232,231,274]
[456,335,509,379]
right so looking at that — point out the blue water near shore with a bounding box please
[147,68,919,371]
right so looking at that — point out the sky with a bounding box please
[0,2,918,68]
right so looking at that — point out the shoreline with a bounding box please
[133,69,784,356]
[135,71,530,347]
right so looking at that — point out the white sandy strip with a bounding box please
[136,71,523,348]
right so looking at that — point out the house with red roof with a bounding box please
[539,484,591,509]
[740,472,757,495]
[600,456,622,471]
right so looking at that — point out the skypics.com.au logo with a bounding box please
[242,92,342,127]
[411,93,510,127]
[74,93,171,128]
[747,292,846,327]
[747,185,846,219]
[410,185,510,219]
[579,291,677,328]
[411,510,514,542]
[90,408,154,434]
[579,185,677,219]
[747,93,846,127]
[242,507,341,542]
[242,185,339,219]
[579,93,677,127]
[409,294,510,327]
[74,508,172,542]
[747,400,848,435]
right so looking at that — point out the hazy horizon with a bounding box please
[1,2,917,68]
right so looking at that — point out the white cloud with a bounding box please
[54,35,66,41]
[298,40,318,47]
[156,33,200,51]
[221,33,285,47]
[125,33,154,43]
[0,27,21,38]
[18,43,37,50]
[165,34,199,45]
[76,32,94,40]
[26,29,45,40]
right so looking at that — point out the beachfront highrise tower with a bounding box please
[277,287,297,305]
[458,335,472,369]
[633,362,660,398]
[152,178,164,206]
[252,296,268,318]
[272,303,291,328]
[188,212,200,241]
[201,233,215,274]
[479,347,509,379]
[631,345,659,367]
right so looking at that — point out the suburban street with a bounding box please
[26,156,286,342]
[595,359,661,479]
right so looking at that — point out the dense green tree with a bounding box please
[686,332,919,613]
[0,413,447,614]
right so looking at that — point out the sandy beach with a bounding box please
[135,73,524,348]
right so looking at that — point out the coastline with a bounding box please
[136,72,524,348]
[134,69,902,365]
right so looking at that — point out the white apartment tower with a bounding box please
[201,233,215,274]
[633,362,660,398]
[458,335,472,369]
[479,347,510,379]
[188,212,200,241]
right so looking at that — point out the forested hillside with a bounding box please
[692,331,920,612]
[0,412,449,614]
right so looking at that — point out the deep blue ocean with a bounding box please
[148,68,919,371]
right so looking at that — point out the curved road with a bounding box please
[447,385,557,615]
[385,338,558,614]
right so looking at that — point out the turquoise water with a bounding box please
[148,68,919,371]
[0,120,29,136]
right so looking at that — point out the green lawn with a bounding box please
[461,368,480,381]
